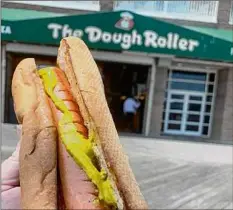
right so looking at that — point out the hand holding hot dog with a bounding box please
[11,37,148,209]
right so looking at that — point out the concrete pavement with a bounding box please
[121,136,233,209]
[1,123,233,209]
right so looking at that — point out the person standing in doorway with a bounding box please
[123,95,141,132]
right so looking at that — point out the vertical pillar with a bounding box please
[144,59,156,136]
[1,44,6,123]
[149,57,172,137]
[100,0,114,11]
[211,68,233,143]
[221,69,233,141]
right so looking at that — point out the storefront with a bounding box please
[1,9,233,142]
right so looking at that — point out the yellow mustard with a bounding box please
[38,67,116,208]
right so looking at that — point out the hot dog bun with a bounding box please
[12,58,57,209]
[57,37,148,209]
[11,37,148,210]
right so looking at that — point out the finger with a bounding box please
[1,141,20,191]
[1,187,21,209]
[1,127,21,192]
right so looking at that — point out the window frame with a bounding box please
[229,1,233,24]
[162,69,218,138]
[4,1,101,11]
[113,1,219,23]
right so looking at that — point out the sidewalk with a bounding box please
[121,136,232,209]
[1,123,233,209]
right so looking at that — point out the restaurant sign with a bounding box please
[48,24,200,52]
[2,11,233,62]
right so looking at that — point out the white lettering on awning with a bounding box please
[47,23,200,52]
[143,30,199,52]
[1,26,11,34]
[48,23,83,39]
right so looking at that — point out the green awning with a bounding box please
[1,9,233,62]
[1,8,68,20]
[183,25,233,43]
[3,8,231,42]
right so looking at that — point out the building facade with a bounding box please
[111,1,233,143]
[1,1,233,144]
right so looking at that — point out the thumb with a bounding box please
[1,125,21,192]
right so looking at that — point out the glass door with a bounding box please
[164,91,186,134]
[183,93,205,136]
[165,90,205,136]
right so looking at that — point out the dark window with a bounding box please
[170,102,183,110]
[171,94,184,99]
[163,100,167,109]
[190,96,202,101]
[206,95,212,102]
[169,113,182,121]
[188,103,201,112]
[162,111,166,120]
[209,73,215,82]
[204,115,210,124]
[161,123,164,132]
[202,126,209,135]
[186,125,199,132]
[208,85,214,93]
[205,105,211,113]
[187,114,200,122]
[171,70,206,81]
[168,123,181,130]
[170,81,205,92]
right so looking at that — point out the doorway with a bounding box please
[164,90,205,136]
[4,52,150,134]
[163,69,217,137]
[99,61,149,134]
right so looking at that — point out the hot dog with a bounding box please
[11,37,148,210]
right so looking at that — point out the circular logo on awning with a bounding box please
[115,12,134,31]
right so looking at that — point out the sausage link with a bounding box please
[53,68,88,138]
[47,67,101,209]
